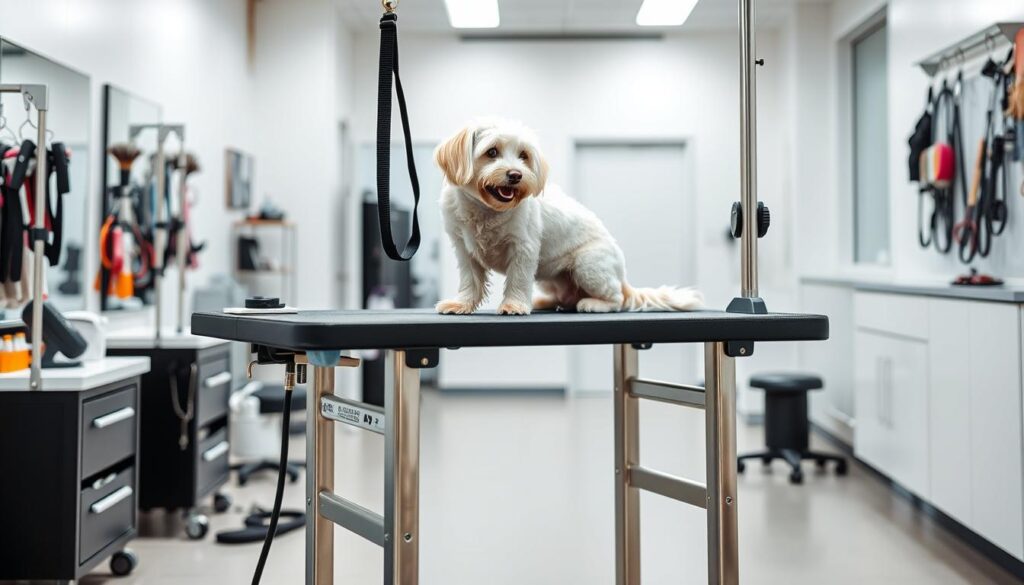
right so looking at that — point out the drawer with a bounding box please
[854,291,929,340]
[195,427,230,498]
[80,466,135,564]
[197,358,231,428]
[81,387,137,478]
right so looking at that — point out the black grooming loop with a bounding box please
[376,0,421,262]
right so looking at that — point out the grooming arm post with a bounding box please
[175,148,188,334]
[738,0,759,299]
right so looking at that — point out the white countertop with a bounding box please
[105,328,231,350]
[0,356,151,392]
[801,274,1024,303]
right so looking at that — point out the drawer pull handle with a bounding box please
[202,440,230,462]
[204,372,233,389]
[92,406,136,429]
[90,485,133,515]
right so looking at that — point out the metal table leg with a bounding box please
[614,344,641,585]
[612,342,738,585]
[705,342,738,585]
[384,350,421,585]
[307,365,335,585]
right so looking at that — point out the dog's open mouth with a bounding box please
[485,185,518,203]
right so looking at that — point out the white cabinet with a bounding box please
[967,303,1023,559]
[799,283,854,443]
[854,329,931,498]
[926,300,972,526]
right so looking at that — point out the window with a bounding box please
[852,22,889,265]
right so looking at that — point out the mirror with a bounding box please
[100,84,162,311]
[0,39,91,314]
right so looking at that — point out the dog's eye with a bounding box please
[519,151,529,161]
[486,147,499,158]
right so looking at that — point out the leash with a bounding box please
[376,0,421,261]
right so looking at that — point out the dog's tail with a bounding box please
[622,284,704,312]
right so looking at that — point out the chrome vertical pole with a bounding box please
[384,350,421,585]
[704,342,738,585]
[738,0,759,298]
[307,365,336,585]
[175,150,188,334]
[28,107,47,390]
[613,344,641,584]
[152,138,166,342]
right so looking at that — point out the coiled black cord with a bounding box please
[251,388,293,584]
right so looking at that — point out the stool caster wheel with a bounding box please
[815,458,827,469]
[110,548,138,576]
[761,456,772,466]
[835,460,849,476]
[185,512,210,540]
[738,460,746,473]
[789,469,804,485]
[214,492,232,513]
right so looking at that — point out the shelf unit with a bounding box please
[231,219,297,303]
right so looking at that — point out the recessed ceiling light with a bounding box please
[636,0,699,27]
[444,0,500,29]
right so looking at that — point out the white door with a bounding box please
[570,143,698,393]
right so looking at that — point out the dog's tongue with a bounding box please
[497,186,515,200]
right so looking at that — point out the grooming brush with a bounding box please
[107,142,142,187]
[169,151,201,176]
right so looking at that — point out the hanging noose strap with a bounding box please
[377,9,420,261]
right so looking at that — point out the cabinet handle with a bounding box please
[202,440,230,462]
[90,485,133,515]
[884,358,893,428]
[204,372,233,389]
[876,356,885,425]
[92,406,136,429]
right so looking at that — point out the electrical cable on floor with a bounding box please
[250,388,293,585]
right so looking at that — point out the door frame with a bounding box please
[568,138,697,394]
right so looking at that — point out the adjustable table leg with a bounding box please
[384,350,422,585]
[307,365,335,585]
[613,344,641,585]
[704,342,738,585]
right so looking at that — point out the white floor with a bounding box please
[59,389,1020,584]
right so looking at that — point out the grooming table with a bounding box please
[192,308,828,585]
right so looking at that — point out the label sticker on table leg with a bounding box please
[320,395,385,434]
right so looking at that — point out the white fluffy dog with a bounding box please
[434,118,702,315]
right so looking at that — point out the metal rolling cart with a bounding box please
[191,0,830,582]
[105,123,235,539]
[0,84,144,582]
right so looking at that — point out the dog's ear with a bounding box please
[534,151,550,195]
[434,126,474,185]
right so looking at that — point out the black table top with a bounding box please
[191,309,829,351]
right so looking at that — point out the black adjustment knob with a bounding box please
[757,202,770,238]
[245,296,284,309]
[729,201,770,240]
[730,201,743,238]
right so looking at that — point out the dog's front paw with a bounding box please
[497,300,532,316]
[436,299,477,315]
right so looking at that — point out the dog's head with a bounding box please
[434,119,549,212]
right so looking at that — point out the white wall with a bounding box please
[0,0,257,326]
[348,31,794,389]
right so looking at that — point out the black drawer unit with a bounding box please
[107,342,233,538]
[0,377,141,581]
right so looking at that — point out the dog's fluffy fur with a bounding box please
[434,118,702,315]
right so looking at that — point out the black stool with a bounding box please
[236,385,306,486]
[737,373,847,484]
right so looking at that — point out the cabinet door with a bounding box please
[855,330,930,497]
[927,299,972,525]
[969,303,1023,559]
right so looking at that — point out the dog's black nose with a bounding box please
[507,170,522,184]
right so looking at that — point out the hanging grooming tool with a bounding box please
[917,73,965,254]
[0,141,35,284]
[1007,28,1024,120]
[908,87,934,183]
[953,138,986,264]
[376,0,421,262]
